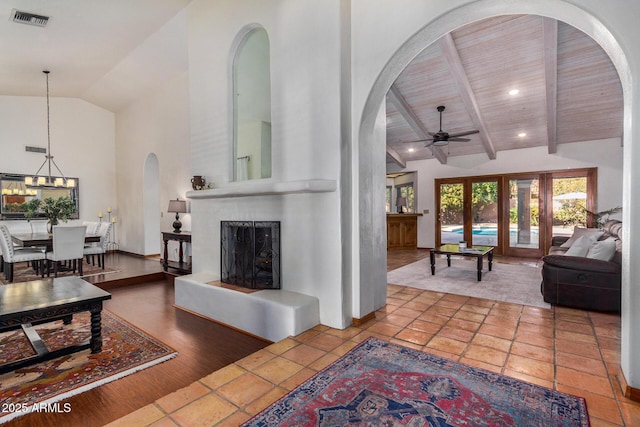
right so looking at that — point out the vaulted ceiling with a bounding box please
[0,0,191,112]
[386,15,624,166]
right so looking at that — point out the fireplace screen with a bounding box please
[221,221,280,290]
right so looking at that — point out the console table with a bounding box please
[162,231,192,274]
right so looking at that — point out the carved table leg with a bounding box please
[90,305,103,354]
[163,238,169,271]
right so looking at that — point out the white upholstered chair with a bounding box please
[45,225,87,277]
[83,222,112,269]
[0,224,46,282]
[82,221,101,235]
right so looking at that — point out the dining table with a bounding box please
[10,232,102,277]
[11,232,101,251]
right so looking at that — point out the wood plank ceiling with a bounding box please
[386,15,623,166]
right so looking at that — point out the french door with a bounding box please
[504,174,543,257]
[436,178,502,253]
[436,168,596,257]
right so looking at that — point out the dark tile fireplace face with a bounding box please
[220,221,280,290]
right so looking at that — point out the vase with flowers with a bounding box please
[24,197,77,233]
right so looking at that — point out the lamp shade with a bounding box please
[396,196,407,206]
[168,199,187,213]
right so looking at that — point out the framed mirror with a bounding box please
[0,173,79,219]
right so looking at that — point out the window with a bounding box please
[386,186,392,212]
[233,27,271,181]
[396,182,415,213]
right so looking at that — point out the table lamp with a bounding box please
[168,199,187,233]
[396,196,407,213]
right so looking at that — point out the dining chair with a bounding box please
[84,222,112,269]
[45,225,87,277]
[0,224,46,282]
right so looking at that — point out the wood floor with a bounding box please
[8,253,269,427]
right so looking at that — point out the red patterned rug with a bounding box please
[243,337,589,426]
[0,311,176,424]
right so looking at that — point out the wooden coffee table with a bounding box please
[430,244,494,281]
[0,277,111,374]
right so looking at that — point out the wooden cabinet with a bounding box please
[387,214,420,250]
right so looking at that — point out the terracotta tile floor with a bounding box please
[106,258,640,426]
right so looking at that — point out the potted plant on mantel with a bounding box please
[24,197,77,233]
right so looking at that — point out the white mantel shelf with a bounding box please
[186,179,337,199]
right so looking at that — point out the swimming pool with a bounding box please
[449,226,539,237]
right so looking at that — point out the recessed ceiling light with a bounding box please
[518,132,527,137]
[509,89,520,96]
[408,148,415,152]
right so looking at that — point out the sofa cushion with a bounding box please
[586,238,617,261]
[564,235,592,257]
[560,226,604,248]
[602,220,622,240]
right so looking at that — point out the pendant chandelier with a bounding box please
[26,70,75,188]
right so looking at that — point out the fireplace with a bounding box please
[220,221,281,290]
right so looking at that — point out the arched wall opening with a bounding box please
[143,153,161,255]
[356,0,636,387]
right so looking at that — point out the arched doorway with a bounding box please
[143,153,161,256]
[356,0,636,389]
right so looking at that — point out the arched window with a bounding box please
[233,27,271,181]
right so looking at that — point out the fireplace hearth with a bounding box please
[221,221,280,290]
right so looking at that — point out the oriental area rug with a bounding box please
[387,258,550,309]
[0,311,176,424]
[243,337,589,426]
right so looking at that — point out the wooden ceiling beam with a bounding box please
[387,84,447,164]
[386,145,407,168]
[438,33,497,160]
[543,17,558,154]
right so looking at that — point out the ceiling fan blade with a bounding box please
[447,137,471,142]
[448,129,479,138]
[402,138,431,143]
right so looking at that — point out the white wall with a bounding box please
[0,95,116,223]
[114,71,192,256]
[186,0,348,329]
[391,138,623,248]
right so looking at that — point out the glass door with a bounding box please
[505,176,543,257]
[471,180,499,248]
[436,179,501,252]
[550,175,588,237]
[437,182,465,245]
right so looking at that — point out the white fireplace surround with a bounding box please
[180,178,339,339]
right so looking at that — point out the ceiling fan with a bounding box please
[405,105,479,147]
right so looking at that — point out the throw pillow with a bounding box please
[564,235,592,257]
[586,238,617,261]
[560,227,604,248]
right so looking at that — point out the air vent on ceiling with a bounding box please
[25,145,47,154]
[10,9,49,27]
